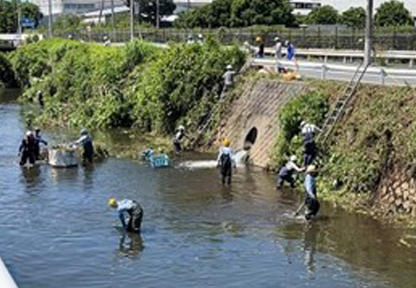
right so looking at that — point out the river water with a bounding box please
[1,89,416,288]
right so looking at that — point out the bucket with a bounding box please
[48,146,78,168]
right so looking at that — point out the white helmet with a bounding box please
[274,37,280,42]
[300,121,307,127]
[226,65,233,70]
[178,125,185,131]
[80,127,88,135]
[26,130,33,137]
[290,155,297,162]
[198,34,203,39]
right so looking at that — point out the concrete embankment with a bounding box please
[218,76,416,221]
[218,79,307,168]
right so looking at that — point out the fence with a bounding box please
[55,26,416,51]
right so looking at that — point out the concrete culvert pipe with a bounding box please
[0,257,19,288]
[244,127,258,151]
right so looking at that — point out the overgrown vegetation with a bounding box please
[270,80,416,206]
[270,90,329,168]
[10,38,246,136]
[0,52,17,88]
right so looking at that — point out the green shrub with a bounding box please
[0,52,17,88]
[271,90,328,168]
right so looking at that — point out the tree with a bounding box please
[375,0,413,27]
[306,5,339,25]
[53,14,82,30]
[137,0,176,26]
[0,0,42,33]
[175,0,233,28]
[230,0,295,27]
[175,0,295,28]
[340,7,366,29]
[121,0,176,26]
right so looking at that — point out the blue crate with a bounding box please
[150,155,170,168]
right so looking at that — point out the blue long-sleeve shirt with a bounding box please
[304,174,317,199]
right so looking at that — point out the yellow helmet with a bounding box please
[223,139,231,147]
[256,36,262,43]
[108,197,117,207]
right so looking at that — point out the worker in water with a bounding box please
[286,41,296,61]
[74,128,94,164]
[19,131,36,166]
[173,125,186,154]
[33,128,48,161]
[109,198,144,233]
[277,155,304,190]
[217,139,236,185]
[222,65,236,95]
[304,165,320,220]
[256,36,265,59]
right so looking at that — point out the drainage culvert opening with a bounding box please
[244,127,258,151]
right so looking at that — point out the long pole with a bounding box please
[111,0,115,32]
[48,0,53,37]
[130,0,134,40]
[156,0,160,29]
[364,0,373,66]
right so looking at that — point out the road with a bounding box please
[253,58,416,87]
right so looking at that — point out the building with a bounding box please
[291,0,321,16]
[30,0,126,16]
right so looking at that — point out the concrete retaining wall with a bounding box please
[218,79,308,168]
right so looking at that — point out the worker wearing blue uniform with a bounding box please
[304,165,320,220]
[109,198,143,233]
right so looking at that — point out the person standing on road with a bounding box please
[217,139,236,185]
[286,41,296,61]
[109,198,144,233]
[275,37,283,59]
[277,155,304,189]
[256,36,265,59]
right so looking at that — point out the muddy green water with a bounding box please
[1,89,416,288]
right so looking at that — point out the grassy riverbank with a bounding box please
[269,78,416,224]
[9,38,246,136]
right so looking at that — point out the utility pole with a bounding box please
[17,0,22,39]
[111,0,115,33]
[187,0,190,11]
[364,0,374,66]
[156,0,160,29]
[130,0,135,40]
[48,0,53,37]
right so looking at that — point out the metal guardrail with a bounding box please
[252,58,416,87]
[0,257,19,288]
[263,48,416,68]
